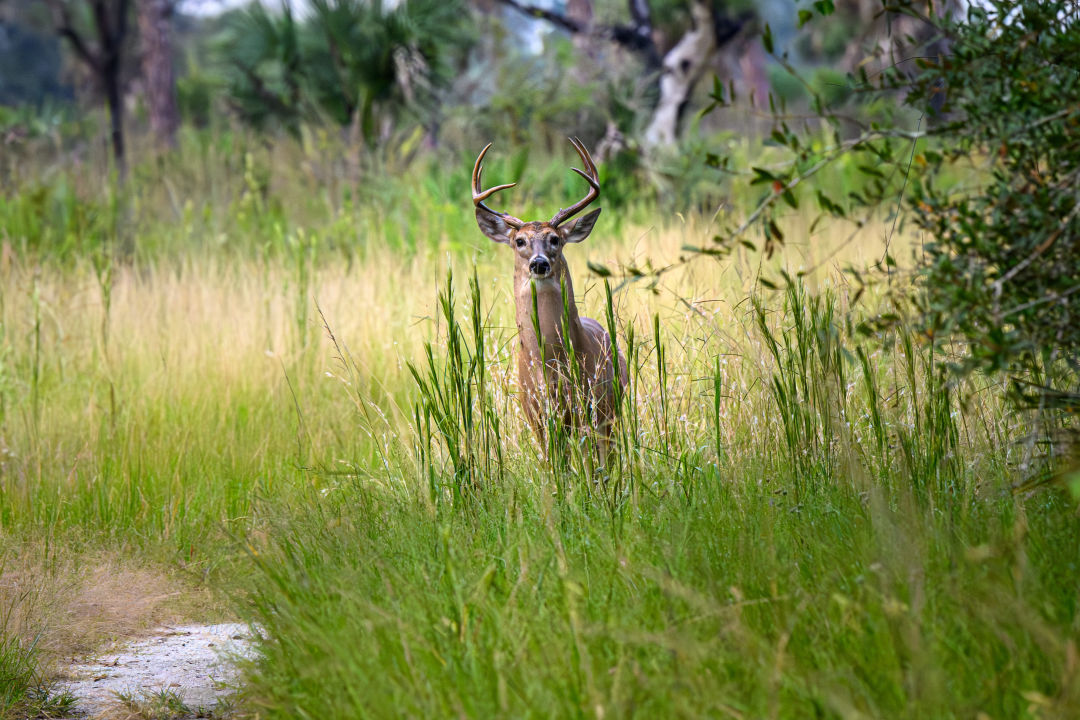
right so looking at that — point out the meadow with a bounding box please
[1,129,1078,718]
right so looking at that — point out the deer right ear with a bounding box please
[562,207,602,243]
[475,208,515,245]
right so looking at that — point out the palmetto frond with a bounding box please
[216,0,469,140]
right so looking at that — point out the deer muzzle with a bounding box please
[529,256,552,278]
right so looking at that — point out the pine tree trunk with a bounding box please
[137,0,178,148]
[567,0,594,59]
[104,58,127,178]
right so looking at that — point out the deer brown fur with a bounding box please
[472,138,628,460]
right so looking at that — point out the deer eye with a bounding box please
[515,237,526,248]
[549,235,560,247]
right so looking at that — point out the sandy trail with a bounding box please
[59,623,255,718]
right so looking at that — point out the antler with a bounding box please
[550,137,600,227]
[472,143,525,229]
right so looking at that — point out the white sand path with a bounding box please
[60,623,255,718]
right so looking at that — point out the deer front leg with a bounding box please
[517,353,546,447]
[517,352,573,463]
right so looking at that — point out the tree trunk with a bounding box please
[567,0,594,58]
[737,36,770,108]
[104,58,126,177]
[137,0,178,148]
[642,0,715,150]
[46,0,131,177]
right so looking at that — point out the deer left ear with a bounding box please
[476,207,515,245]
[562,208,601,243]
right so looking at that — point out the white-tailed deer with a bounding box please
[472,138,628,461]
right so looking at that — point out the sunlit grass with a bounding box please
[0,209,922,541]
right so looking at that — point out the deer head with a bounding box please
[472,137,601,281]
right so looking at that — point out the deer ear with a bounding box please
[562,208,601,243]
[476,208,515,245]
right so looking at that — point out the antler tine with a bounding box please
[472,143,525,228]
[551,137,600,227]
[571,136,598,177]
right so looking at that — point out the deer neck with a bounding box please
[514,263,580,362]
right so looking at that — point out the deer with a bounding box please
[471,138,628,463]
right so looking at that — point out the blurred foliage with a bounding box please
[791,0,885,65]
[0,20,71,106]
[214,0,471,143]
[794,4,856,61]
[468,35,605,146]
[0,102,72,144]
[764,64,852,109]
[176,68,215,128]
[0,176,122,259]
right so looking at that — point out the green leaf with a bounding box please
[767,219,785,244]
[683,244,729,257]
[816,190,845,216]
[750,166,778,185]
[711,75,726,104]
[705,152,729,169]
[587,261,611,277]
[762,23,774,54]
[798,9,813,27]
[1066,471,1080,501]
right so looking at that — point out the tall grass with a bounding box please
[0,629,69,718]
[237,269,1078,718]
[0,129,1075,718]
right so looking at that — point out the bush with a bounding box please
[714,0,1080,422]
[900,1,1080,411]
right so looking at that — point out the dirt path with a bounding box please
[59,623,255,718]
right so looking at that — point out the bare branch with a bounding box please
[628,0,651,29]
[711,10,750,46]
[623,0,659,68]
[44,0,103,72]
[493,0,660,65]
[495,0,584,34]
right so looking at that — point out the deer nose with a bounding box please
[529,256,551,277]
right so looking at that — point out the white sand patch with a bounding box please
[60,623,255,718]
